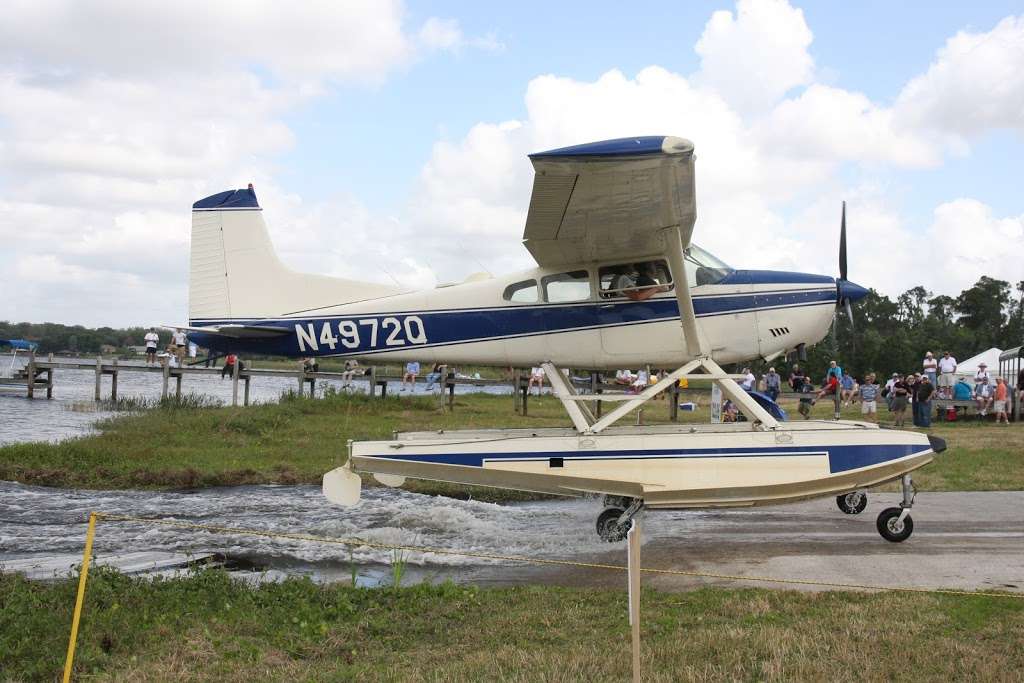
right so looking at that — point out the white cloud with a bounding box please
[923,199,1024,291]
[0,1,484,326]
[418,17,505,55]
[3,0,1023,327]
[0,0,414,85]
[895,16,1024,140]
[758,85,940,168]
[694,0,815,114]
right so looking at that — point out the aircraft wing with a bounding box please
[163,324,290,339]
[522,136,695,267]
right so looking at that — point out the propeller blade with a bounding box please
[844,299,854,329]
[839,201,848,282]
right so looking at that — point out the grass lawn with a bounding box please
[2,569,1022,682]
[0,390,1021,496]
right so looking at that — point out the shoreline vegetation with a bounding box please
[1,391,1022,496]
[2,569,1022,681]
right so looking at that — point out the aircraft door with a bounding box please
[598,260,680,361]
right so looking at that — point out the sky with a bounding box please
[2,0,1023,327]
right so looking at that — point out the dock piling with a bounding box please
[175,371,182,399]
[161,361,170,399]
[110,359,118,401]
[26,350,36,399]
[94,356,102,401]
[243,376,251,406]
[231,360,240,406]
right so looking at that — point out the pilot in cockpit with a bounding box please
[623,262,666,301]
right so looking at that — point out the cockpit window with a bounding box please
[503,279,538,303]
[599,260,673,300]
[542,270,591,302]
[684,244,732,286]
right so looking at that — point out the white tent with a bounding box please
[954,348,1005,380]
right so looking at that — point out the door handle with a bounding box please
[599,304,614,309]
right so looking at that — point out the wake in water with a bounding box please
[0,481,620,571]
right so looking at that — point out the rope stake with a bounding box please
[62,512,97,683]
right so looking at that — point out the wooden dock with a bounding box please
[5,352,693,422]
[4,351,513,410]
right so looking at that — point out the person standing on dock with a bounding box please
[172,328,187,364]
[144,328,159,365]
[401,361,420,392]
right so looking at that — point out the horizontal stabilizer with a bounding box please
[163,323,290,339]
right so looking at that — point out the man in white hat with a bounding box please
[974,362,991,394]
[937,351,957,399]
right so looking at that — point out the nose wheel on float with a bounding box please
[836,490,868,514]
[876,474,917,542]
[596,496,644,542]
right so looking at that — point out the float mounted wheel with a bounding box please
[876,507,913,542]
[836,491,867,515]
[596,507,632,542]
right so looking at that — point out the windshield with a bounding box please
[684,244,732,286]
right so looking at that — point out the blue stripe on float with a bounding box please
[364,444,928,474]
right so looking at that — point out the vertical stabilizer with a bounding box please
[189,186,405,323]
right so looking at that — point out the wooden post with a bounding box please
[369,367,377,397]
[110,359,118,401]
[231,359,240,406]
[46,369,54,399]
[297,361,304,397]
[447,374,456,411]
[627,516,642,683]
[26,350,36,399]
[591,371,602,418]
[669,382,679,422]
[94,356,102,401]
[175,372,182,399]
[161,360,169,399]
[243,377,251,406]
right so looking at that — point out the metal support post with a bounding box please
[669,381,679,422]
[512,368,521,413]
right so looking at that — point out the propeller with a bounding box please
[837,201,854,329]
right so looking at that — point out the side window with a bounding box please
[503,280,538,303]
[598,260,673,298]
[542,270,591,302]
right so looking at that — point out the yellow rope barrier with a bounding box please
[62,512,97,683]
[94,512,1024,600]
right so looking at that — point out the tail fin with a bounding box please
[189,186,404,323]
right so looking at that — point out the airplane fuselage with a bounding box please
[189,263,842,369]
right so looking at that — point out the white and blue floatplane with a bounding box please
[179,136,945,542]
